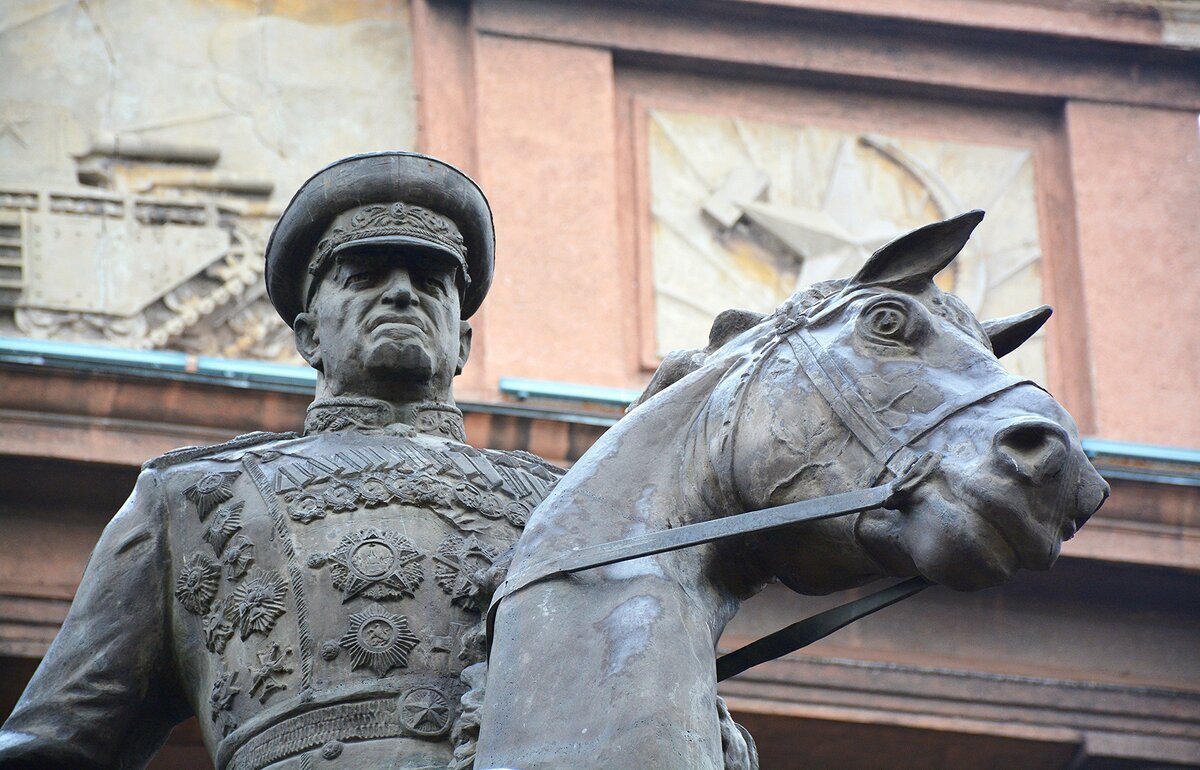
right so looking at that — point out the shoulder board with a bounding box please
[142,431,300,471]
[487,448,568,479]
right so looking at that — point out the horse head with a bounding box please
[476,211,1110,770]
[714,210,1110,594]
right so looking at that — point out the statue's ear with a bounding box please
[983,305,1052,358]
[456,320,473,376]
[852,210,984,287]
[293,312,322,372]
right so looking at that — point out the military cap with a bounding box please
[264,152,495,324]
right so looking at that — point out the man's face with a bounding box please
[294,250,470,402]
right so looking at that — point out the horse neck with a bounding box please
[519,365,731,558]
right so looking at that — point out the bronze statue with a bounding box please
[476,212,1109,769]
[0,153,565,770]
[0,154,1108,770]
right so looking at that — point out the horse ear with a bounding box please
[851,210,985,287]
[982,305,1052,358]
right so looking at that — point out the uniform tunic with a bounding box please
[0,399,563,770]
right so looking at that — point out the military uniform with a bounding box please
[0,153,559,770]
[3,403,561,769]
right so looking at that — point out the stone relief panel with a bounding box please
[0,0,417,362]
[647,110,1047,383]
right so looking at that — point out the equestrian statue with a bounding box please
[0,153,1108,770]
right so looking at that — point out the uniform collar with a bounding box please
[303,396,466,442]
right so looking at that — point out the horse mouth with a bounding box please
[1060,470,1104,542]
[1059,489,1107,542]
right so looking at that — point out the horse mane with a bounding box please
[629,279,848,411]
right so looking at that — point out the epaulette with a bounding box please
[142,431,300,471]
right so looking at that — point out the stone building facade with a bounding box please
[1,1,1197,768]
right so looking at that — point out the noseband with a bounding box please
[488,294,1040,678]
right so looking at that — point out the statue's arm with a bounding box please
[0,469,190,770]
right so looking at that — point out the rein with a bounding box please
[487,295,1039,678]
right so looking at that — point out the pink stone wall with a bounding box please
[419,0,1200,449]
[1066,102,1200,445]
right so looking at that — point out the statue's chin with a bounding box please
[365,341,436,391]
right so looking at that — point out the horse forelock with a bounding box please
[925,288,990,347]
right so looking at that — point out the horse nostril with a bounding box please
[994,420,1068,482]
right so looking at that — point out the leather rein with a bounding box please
[487,295,1038,680]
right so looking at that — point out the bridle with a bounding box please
[488,290,1041,679]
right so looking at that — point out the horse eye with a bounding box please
[860,300,911,344]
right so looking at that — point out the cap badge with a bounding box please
[309,202,468,281]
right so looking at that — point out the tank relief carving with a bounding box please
[433,536,498,612]
[321,528,425,603]
[248,642,294,703]
[184,471,242,520]
[175,553,221,615]
[338,605,420,677]
[229,569,288,640]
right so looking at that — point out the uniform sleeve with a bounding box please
[0,469,190,770]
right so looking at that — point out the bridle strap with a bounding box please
[787,324,1037,483]
[485,470,930,655]
[787,325,919,476]
[716,575,931,681]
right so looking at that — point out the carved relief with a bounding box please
[202,599,235,654]
[323,528,426,603]
[270,440,551,534]
[222,535,256,581]
[646,110,1047,382]
[184,471,241,520]
[209,665,240,737]
[338,605,420,677]
[426,621,469,668]
[248,642,294,703]
[229,569,288,640]
[286,492,326,524]
[433,536,498,612]
[175,553,221,615]
[311,203,466,280]
[400,686,452,738]
[414,406,468,443]
[203,501,244,555]
[1,0,417,358]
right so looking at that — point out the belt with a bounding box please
[226,689,458,770]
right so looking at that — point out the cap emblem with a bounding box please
[309,202,468,282]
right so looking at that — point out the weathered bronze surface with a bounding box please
[477,211,1109,770]
[0,155,1108,770]
[0,153,560,770]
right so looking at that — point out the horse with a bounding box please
[473,211,1110,770]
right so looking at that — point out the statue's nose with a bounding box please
[993,418,1069,484]
[382,273,418,307]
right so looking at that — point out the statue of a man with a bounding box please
[0,153,563,770]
